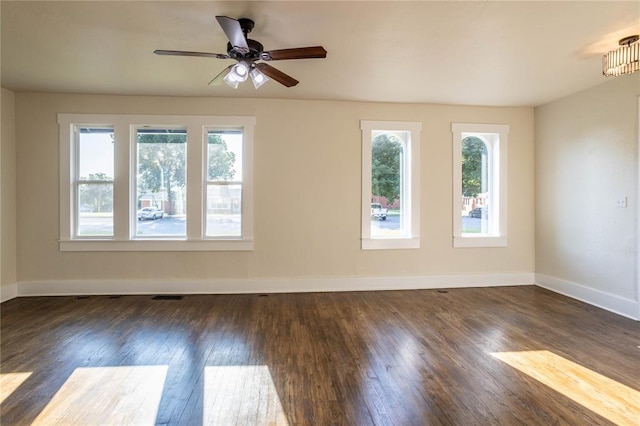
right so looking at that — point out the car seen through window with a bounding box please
[137,207,164,221]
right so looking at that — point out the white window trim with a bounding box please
[452,122,508,248]
[361,120,421,250]
[73,124,116,239]
[58,114,255,251]
[203,128,246,240]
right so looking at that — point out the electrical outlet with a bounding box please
[615,197,627,208]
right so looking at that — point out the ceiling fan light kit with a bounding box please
[602,35,639,77]
[223,71,240,89]
[249,68,269,89]
[224,62,249,88]
[154,16,327,89]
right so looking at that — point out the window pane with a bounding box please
[206,184,242,237]
[78,128,114,180]
[207,130,242,238]
[77,128,114,237]
[461,136,489,234]
[207,131,242,182]
[371,132,404,238]
[136,128,186,237]
[78,183,113,236]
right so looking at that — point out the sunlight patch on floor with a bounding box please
[204,365,289,425]
[0,372,32,403]
[491,350,640,425]
[32,365,168,426]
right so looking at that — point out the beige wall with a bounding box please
[15,92,534,285]
[535,74,639,301]
[2,88,17,291]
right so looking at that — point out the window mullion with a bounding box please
[208,180,242,186]
[80,180,113,185]
[186,124,203,240]
[112,122,129,240]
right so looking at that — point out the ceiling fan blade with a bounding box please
[154,50,229,59]
[208,65,233,86]
[255,63,299,87]
[262,46,327,61]
[215,16,249,52]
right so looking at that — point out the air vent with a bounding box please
[152,295,184,300]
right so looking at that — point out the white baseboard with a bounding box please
[13,274,639,321]
[0,283,18,303]
[16,272,534,297]
[535,273,639,320]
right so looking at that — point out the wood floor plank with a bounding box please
[1,287,638,425]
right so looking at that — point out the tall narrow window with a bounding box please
[206,130,243,237]
[452,123,508,248]
[76,127,114,237]
[135,128,187,238]
[361,120,421,250]
[462,136,490,234]
[371,131,406,238]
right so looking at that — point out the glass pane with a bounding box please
[207,131,242,181]
[78,128,114,181]
[371,132,404,238]
[461,136,489,234]
[206,184,242,237]
[78,183,113,236]
[136,128,186,237]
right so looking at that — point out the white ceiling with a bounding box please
[2,1,639,107]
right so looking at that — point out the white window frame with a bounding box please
[203,127,246,239]
[58,114,255,252]
[361,120,421,250]
[452,122,508,248]
[132,125,188,240]
[74,125,115,239]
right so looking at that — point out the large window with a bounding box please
[361,120,421,250]
[452,123,508,248]
[59,114,255,251]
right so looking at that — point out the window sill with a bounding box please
[453,236,507,248]
[59,239,254,252]
[362,237,420,250]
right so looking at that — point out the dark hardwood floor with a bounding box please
[1,286,638,425]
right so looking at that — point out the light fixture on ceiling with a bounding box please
[250,68,269,89]
[223,62,250,88]
[602,35,639,77]
[222,62,270,89]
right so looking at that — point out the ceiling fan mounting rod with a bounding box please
[237,18,254,37]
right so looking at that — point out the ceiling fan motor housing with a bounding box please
[224,17,262,61]
[227,39,264,61]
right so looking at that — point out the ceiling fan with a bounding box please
[154,16,327,89]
